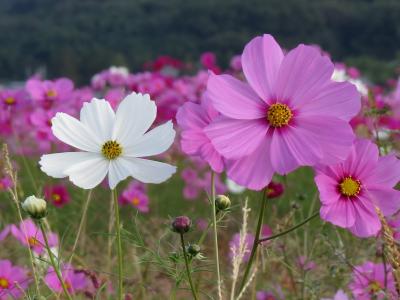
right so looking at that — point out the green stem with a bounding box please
[238,188,268,294]
[180,233,198,300]
[258,211,319,243]
[113,189,124,300]
[38,220,72,300]
[211,171,222,299]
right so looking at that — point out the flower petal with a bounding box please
[320,198,356,228]
[364,186,400,216]
[205,117,268,159]
[52,113,101,152]
[207,73,266,119]
[108,159,130,189]
[112,93,156,146]
[80,98,116,142]
[364,154,400,187]
[241,34,284,101]
[124,121,175,157]
[343,139,379,179]
[63,154,109,189]
[39,152,99,178]
[226,138,274,190]
[120,157,176,184]
[315,173,341,205]
[275,44,334,109]
[349,196,381,237]
[199,142,224,173]
[299,81,361,121]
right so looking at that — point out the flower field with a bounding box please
[1,34,400,300]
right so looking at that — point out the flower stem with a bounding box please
[258,211,319,243]
[180,233,198,300]
[211,171,223,299]
[38,220,72,300]
[112,189,124,300]
[238,189,267,294]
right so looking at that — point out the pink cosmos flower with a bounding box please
[44,184,70,207]
[205,34,360,190]
[10,219,58,255]
[119,181,149,213]
[0,260,30,300]
[315,139,400,237]
[200,52,221,74]
[26,78,74,109]
[349,261,398,299]
[177,93,224,173]
[0,89,28,110]
[256,291,277,300]
[45,264,88,294]
[296,255,316,271]
[0,177,12,191]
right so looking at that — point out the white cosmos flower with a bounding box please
[39,92,176,189]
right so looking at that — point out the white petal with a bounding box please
[108,159,130,189]
[52,113,101,152]
[120,157,176,184]
[80,98,116,142]
[64,154,109,189]
[124,121,175,157]
[112,93,156,146]
[39,152,97,178]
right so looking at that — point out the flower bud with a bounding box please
[172,216,191,234]
[22,196,47,219]
[187,244,201,257]
[266,181,284,198]
[215,195,231,211]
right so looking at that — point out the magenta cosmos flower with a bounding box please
[176,93,224,173]
[119,181,149,213]
[0,260,29,299]
[315,139,400,237]
[349,261,398,299]
[44,184,70,207]
[45,264,88,294]
[205,34,360,190]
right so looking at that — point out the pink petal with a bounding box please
[207,73,266,119]
[299,81,361,121]
[275,45,333,109]
[270,126,323,174]
[364,154,400,187]
[315,173,341,205]
[343,139,379,179]
[295,116,355,165]
[349,196,381,237]
[320,198,356,228]
[176,102,209,130]
[226,138,274,190]
[199,143,224,173]
[205,117,268,159]
[26,79,45,100]
[364,186,400,216]
[241,34,284,101]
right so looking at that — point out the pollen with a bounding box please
[4,97,15,105]
[368,280,382,293]
[28,236,39,247]
[267,103,293,127]
[101,140,122,160]
[339,176,361,197]
[46,90,57,97]
[0,277,9,289]
[131,197,140,206]
[52,194,61,202]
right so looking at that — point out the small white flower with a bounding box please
[332,68,368,96]
[39,92,176,189]
[109,66,129,77]
[22,196,47,219]
[226,178,246,194]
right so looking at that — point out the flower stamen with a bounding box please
[339,176,361,197]
[0,277,9,289]
[267,103,293,127]
[101,140,122,160]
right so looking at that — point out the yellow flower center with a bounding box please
[101,140,122,160]
[0,278,9,289]
[267,103,293,127]
[28,236,39,247]
[339,176,361,197]
[131,197,140,206]
[368,280,382,293]
[46,90,57,97]
[52,194,61,202]
[4,97,15,105]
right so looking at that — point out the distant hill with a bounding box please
[1,0,400,84]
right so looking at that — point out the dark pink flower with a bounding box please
[44,184,70,207]
[315,139,400,237]
[0,260,29,299]
[45,264,88,294]
[118,181,149,213]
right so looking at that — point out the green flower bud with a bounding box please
[22,196,47,219]
[215,195,231,211]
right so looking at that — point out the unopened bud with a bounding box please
[172,216,191,234]
[187,244,201,257]
[215,195,231,212]
[22,196,47,219]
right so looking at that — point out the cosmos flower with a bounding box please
[176,93,224,173]
[205,34,360,190]
[349,261,398,299]
[296,255,316,271]
[0,260,29,300]
[321,290,349,300]
[256,291,277,300]
[45,264,88,294]
[10,219,58,255]
[119,181,149,213]
[44,184,70,207]
[39,92,176,189]
[315,139,400,237]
